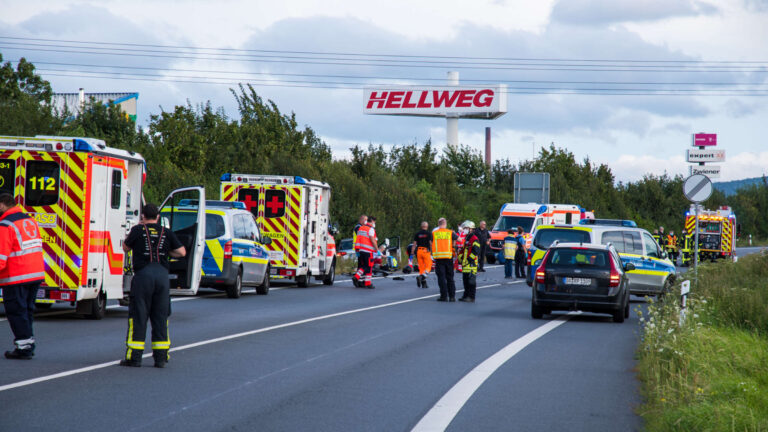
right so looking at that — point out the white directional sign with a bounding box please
[687,148,725,163]
[689,165,721,179]
[683,174,713,203]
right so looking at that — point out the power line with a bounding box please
[38,71,768,96]
[2,44,767,73]
[18,61,768,87]
[2,35,766,64]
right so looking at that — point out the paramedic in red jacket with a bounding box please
[0,193,45,360]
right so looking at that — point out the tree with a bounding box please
[0,54,61,135]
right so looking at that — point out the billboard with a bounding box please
[692,133,717,146]
[363,85,507,119]
[514,172,550,203]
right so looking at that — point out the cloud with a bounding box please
[605,151,768,182]
[551,0,718,25]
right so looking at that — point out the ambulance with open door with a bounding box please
[0,136,205,319]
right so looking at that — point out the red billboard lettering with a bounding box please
[455,90,474,107]
[417,91,432,108]
[473,89,494,107]
[385,91,405,108]
[366,91,388,109]
[401,91,417,108]
[432,90,460,108]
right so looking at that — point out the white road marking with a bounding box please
[0,282,517,392]
[411,312,578,432]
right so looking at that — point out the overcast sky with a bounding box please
[1,0,767,182]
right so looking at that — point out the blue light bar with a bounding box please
[294,176,306,185]
[220,173,232,181]
[73,138,95,152]
[537,205,547,215]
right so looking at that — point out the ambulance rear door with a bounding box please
[96,156,128,301]
[160,187,205,295]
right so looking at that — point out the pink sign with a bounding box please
[693,133,717,146]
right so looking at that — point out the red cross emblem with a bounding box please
[266,195,284,215]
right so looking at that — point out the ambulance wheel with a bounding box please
[323,263,335,286]
[227,269,243,299]
[256,267,270,295]
[85,291,106,320]
[297,272,310,288]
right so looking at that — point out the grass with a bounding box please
[736,237,768,248]
[637,251,768,431]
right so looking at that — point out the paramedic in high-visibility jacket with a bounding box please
[121,204,185,368]
[503,229,517,278]
[0,194,45,360]
[353,216,377,289]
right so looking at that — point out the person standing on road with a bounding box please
[652,229,661,245]
[353,216,377,289]
[0,194,45,360]
[474,221,490,272]
[514,226,527,279]
[411,221,432,289]
[432,218,458,302]
[503,229,517,279]
[459,222,480,303]
[121,204,186,368]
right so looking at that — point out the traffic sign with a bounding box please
[689,165,721,179]
[683,174,713,203]
[692,133,717,146]
[687,148,725,163]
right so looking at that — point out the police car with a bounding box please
[161,200,271,298]
[526,224,676,296]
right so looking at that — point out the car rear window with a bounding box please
[161,211,225,240]
[546,249,610,270]
[533,228,591,249]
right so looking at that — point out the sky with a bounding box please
[1,0,767,182]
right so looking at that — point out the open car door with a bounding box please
[159,186,206,295]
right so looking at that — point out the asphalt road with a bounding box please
[0,263,649,431]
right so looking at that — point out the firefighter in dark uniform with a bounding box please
[459,222,480,303]
[121,204,185,368]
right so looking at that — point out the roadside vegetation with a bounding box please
[637,252,768,431]
[2,54,768,243]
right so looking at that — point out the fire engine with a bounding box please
[0,136,205,319]
[681,205,738,265]
[220,174,336,286]
[488,203,583,262]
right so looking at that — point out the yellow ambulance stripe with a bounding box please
[286,187,301,266]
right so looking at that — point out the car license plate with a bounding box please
[563,277,591,286]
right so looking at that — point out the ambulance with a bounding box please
[0,136,205,319]
[681,205,738,264]
[220,174,336,286]
[488,203,583,262]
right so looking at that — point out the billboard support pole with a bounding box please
[446,71,459,150]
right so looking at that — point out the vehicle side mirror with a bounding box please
[660,250,668,259]
[534,259,542,266]
[261,237,272,246]
[624,262,636,271]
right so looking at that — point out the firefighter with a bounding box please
[432,218,458,302]
[652,229,661,245]
[503,229,517,278]
[680,228,691,266]
[353,216,377,289]
[666,230,679,264]
[459,222,481,303]
[0,194,45,360]
[411,221,432,289]
[514,226,527,279]
[121,204,186,368]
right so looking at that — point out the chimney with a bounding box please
[485,127,491,167]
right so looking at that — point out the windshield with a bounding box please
[533,228,592,249]
[492,216,534,233]
[546,249,610,270]
[339,238,354,251]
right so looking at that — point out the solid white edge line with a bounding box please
[411,311,579,432]
[0,281,518,392]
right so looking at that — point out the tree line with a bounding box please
[2,54,767,242]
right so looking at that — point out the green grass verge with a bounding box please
[637,252,768,431]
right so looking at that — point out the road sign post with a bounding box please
[683,174,713,281]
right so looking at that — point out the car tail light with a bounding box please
[535,250,551,284]
[527,250,532,265]
[223,240,233,259]
[609,257,621,288]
